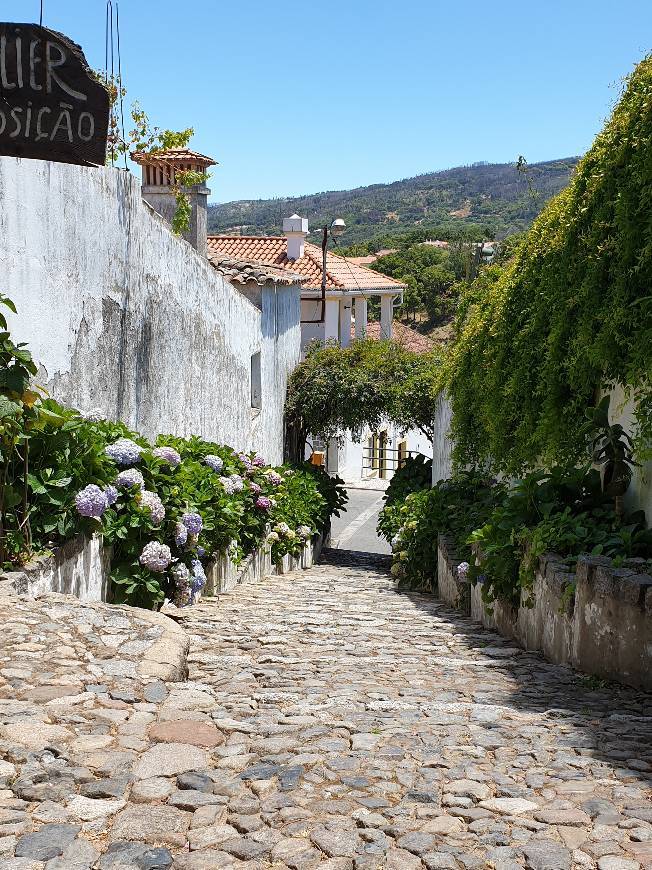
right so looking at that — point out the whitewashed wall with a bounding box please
[431,393,454,484]
[0,157,300,464]
[604,384,652,520]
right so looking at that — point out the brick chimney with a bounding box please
[132,148,216,257]
[283,214,309,260]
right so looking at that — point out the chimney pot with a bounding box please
[283,214,308,260]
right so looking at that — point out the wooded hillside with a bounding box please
[208,158,578,244]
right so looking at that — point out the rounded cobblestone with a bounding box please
[0,552,649,867]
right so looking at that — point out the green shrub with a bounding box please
[471,465,652,605]
[378,471,502,590]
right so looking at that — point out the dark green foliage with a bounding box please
[378,454,432,522]
[378,471,502,590]
[208,159,578,245]
[470,465,652,605]
[445,57,652,471]
[285,339,441,452]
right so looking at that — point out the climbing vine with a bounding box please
[98,75,205,234]
[443,55,652,472]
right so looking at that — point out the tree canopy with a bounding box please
[443,55,652,472]
[285,340,441,453]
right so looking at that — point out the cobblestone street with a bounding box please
[0,550,651,869]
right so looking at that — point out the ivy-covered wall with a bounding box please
[444,56,652,474]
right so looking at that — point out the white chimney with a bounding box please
[283,214,309,260]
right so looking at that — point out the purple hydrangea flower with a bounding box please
[139,541,171,572]
[171,563,192,607]
[219,476,236,495]
[197,546,206,558]
[75,484,108,518]
[181,512,203,534]
[105,438,142,466]
[115,468,144,490]
[104,484,119,506]
[190,559,207,601]
[265,470,283,486]
[138,490,165,524]
[152,446,181,467]
[253,454,265,467]
[238,453,253,469]
[249,482,262,495]
[204,455,224,472]
[255,496,272,511]
[174,521,188,547]
[457,561,470,581]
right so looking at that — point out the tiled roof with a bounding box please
[208,253,301,286]
[206,236,406,293]
[132,147,217,168]
[354,321,436,355]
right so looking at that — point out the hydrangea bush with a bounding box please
[65,429,347,610]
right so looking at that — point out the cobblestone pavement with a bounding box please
[0,551,651,869]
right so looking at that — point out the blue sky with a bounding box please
[10,0,652,203]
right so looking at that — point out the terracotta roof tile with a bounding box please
[355,321,436,355]
[206,236,406,293]
[208,253,302,286]
[132,147,217,168]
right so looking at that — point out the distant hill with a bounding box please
[207,158,579,245]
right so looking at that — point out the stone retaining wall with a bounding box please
[0,534,111,601]
[206,529,327,595]
[437,535,652,690]
[2,529,328,605]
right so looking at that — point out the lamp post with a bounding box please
[318,218,346,323]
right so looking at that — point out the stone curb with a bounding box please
[130,606,190,682]
[0,590,190,683]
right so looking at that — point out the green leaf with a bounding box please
[0,368,29,393]
[0,396,21,418]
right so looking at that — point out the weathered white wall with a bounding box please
[431,392,454,483]
[604,384,652,521]
[0,157,300,464]
[333,424,432,483]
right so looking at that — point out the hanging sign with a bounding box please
[0,23,110,166]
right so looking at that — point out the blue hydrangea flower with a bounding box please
[104,485,119,506]
[75,484,108,518]
[115,468,144,489]
[174,521,188,547]
[139,541,171,572]
[219,476,236,495]
[105,438,142,466]
[204,455,224,472]
[152,446,181,467]
[190,559,207,602]
[181,512,203,534]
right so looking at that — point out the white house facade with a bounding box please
[208,218,434,483]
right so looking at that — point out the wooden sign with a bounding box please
[0,23,110,166]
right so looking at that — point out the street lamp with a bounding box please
[318,218,346,323]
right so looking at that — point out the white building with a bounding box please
[208,217,434,483]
